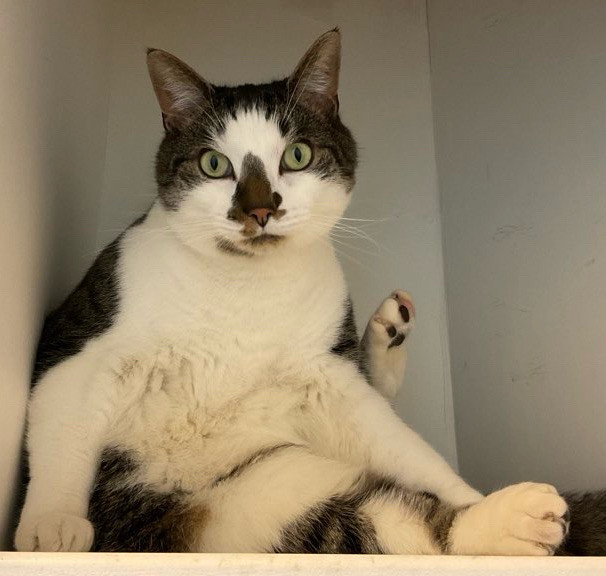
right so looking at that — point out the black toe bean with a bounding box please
[388,333,406,348]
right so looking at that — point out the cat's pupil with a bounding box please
[210,155,219,170]
[294,147,302,163]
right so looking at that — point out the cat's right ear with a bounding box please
[146,49,213,132]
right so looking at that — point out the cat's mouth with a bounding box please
[215,233,285,257]
[242,234,284,247]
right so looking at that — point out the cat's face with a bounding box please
[147,29,357,257]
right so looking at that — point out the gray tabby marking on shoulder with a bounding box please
[330,297,368,377]
[33,214,148,384]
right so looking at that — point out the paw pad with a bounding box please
[369,290,415,350]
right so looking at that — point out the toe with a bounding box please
[14,524,36,552]
[391,291,415,319]
[517,492,568,520]
[398,304,410,323]
[501,536,552,556]
[37,521,62,552]
[518,516,565,547]
[388,332,406,348]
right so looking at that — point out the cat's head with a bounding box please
[147,29,357,257]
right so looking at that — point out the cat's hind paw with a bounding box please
[15,512,94,552]
[362,290,415,401]
[366,290,415,350]
[451,482,569,556]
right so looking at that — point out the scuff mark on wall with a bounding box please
[491,298,531,314]
[493,224,534,242]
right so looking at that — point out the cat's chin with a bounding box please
[214,234,287,257]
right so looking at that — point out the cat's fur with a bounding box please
[15,29,603,555]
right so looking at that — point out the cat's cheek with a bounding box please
[164,186,236,253]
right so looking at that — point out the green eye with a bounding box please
[200,150,232,178]
[281,142,312,171]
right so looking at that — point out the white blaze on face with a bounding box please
[217,109,285,183]
[167,108,351,254]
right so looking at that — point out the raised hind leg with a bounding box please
[362,290,415,402]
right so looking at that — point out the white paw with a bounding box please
[15,512,94,552]
[452,482,568,556]
[365,290,415,350]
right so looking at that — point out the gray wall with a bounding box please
[429,0,606,493]
[0,0,112,549]
[97,0,458,467]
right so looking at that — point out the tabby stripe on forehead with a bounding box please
[211,443,300,487]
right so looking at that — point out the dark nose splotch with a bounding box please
[229,154,285,231]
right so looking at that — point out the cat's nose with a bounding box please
[248,208,273,227]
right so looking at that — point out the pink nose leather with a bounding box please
[248,208,272,227]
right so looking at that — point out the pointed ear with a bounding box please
[288,28,341,116]
[146,49,213,132]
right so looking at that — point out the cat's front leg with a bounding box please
[15,353,120,552]
[361,290,414,402]
[310,359,483,508]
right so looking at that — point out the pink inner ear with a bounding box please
[154,86,178,118]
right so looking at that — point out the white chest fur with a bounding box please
[118,206,347,357]
[97,205,350,493]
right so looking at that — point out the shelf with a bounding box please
[1,553,605,576]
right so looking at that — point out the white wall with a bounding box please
[429,0,606,493]
[0,0,113,549]
[96,0,458,468]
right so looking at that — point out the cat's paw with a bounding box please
[15,512,94,552]
[451,482,569,556]
[361,290,415,401]
[366,290,415,350]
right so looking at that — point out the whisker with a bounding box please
[305,218,389,254]
[317,236,376,275]
[328,235,385,259]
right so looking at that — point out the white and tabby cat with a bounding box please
[17,29,595,555]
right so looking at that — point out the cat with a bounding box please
[14,29,604,555]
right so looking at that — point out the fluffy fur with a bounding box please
[15,30,594,555]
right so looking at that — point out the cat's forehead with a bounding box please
[215,109,286,173]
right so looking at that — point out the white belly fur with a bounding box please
[101,205,352,497]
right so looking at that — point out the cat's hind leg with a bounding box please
[361,290,415,402]
[450,482,569,555]
[205,444,567,555]
[198,446,444,554]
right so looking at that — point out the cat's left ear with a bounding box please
[147,48,213,132]
[288,28,341,117]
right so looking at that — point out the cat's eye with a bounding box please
[281,142,312,171]
[200,150,233,178]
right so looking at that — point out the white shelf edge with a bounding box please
[1,553,605,576]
